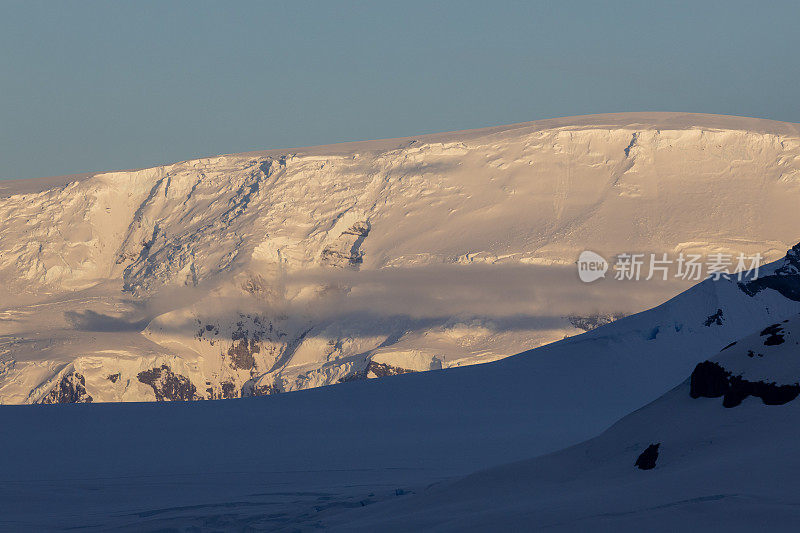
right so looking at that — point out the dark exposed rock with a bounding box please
[228,332,254,362]
[338,371,367,383]
[567,313,626,332]
[220,381,238,399]
[635,443,660,470]
[106,373,120,383]
[239,375,281,397]
[251,382,280,396]
[228,339,259,370]
[321,221,370,267]
[342,221,370,237]
[40,371,93,404]
[137,364,198,401]
[760,324,786,346]
[703,309,724,326]
[366,361,414,378]
[689,360,800,408]
[194,320,219,340]
[204,381,241,400]
[320,248,363,267]
[739,243,800,301]
[337,360,418,382]
[722,376,800,408]
[222,314,277,371]
[194,314,282,372]
[690,361,731,399]
[624,132,638,158]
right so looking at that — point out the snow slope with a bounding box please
[1,243,799,529]
[326,313,800,532]
[2,112,800,403]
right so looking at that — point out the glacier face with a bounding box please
[1,112,800,403]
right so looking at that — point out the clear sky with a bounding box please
[2,0,799,180]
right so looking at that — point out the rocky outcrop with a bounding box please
[320,221,370,267]
[220,381,237,399]
[760,323,787,346]
[203,380,241,400]
[689,361,731,399]
[137,364,198,401]
[241,377,281,396]
[703,309,724,326]
[739,243,800,301]
[228,337,259,370]
[568,313,626,332]
[689,360,800,408]
[366,361,414,379]
[339,360,416,382]
[634,443,659,470]
[193,314,282,373]
[227,339,258,370]
[251,383,280,396]
[40,371,93,404]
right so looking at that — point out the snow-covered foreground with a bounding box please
[328,310,800,531]
[1,244,799,530]
[2,112,800,403]
[330,362,800,530]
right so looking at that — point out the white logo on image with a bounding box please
[577,251,608,283]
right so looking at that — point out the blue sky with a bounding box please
[2,0,799,179]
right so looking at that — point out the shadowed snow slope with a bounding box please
[1,244,800,529]
[324,313,800,532]
[2,112,800,403]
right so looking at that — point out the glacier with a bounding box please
[2,112,800,403]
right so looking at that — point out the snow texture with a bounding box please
[1,239,800,530]
[3,112,800,404]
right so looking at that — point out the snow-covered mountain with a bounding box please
[327,313,800,531]
[1,242,799,529]
[2,112,800,404]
